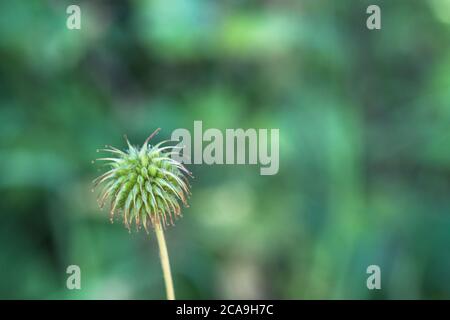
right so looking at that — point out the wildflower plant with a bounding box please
[93,128,192,300]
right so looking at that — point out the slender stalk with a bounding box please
[154,224,175,300]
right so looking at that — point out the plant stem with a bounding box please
[155,224,175,300]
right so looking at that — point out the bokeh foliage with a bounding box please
[0,0,449,299]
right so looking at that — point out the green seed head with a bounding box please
[93,129,192,232]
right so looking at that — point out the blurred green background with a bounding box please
[1,0,449,299]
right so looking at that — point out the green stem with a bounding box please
[155,225,175,300]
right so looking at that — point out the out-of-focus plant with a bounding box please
[93,128,192,300]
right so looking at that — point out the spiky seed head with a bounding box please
[93,129,192,232]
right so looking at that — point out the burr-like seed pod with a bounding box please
[93,129,192,232]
